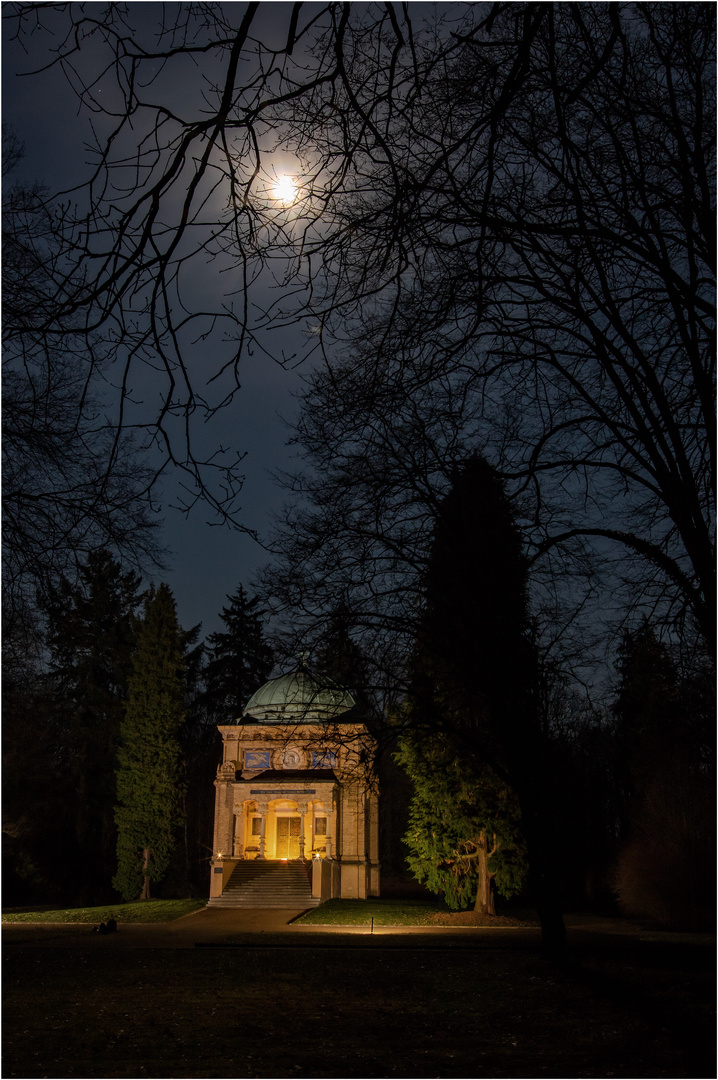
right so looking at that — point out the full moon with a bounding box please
[271,175,298,206]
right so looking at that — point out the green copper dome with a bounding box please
[243,667,355,722]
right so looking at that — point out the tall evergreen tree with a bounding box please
[114,584,185,901]
[410,456,565,955]
[203,585,274,721]
[175,619,225,897]
[396,730,526,913]
[2,664,59,904]
[175,620,208,896]
[40,549,143,904]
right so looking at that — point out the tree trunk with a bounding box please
[182,775,190,896]
[140,848,151,900]
[474,831,497,915]
[518,784,566,962]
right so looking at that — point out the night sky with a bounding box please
[3,3,317,638]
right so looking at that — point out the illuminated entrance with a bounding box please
[210,662,381,902]
[275,816,300,859]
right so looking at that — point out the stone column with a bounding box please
[257,807,268,860]
[298,803,308,860]
[212,773,235,859]
[324,807,333,859]
[368,790,381,895]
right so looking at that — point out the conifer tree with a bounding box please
[114,584,185,901]
[408,456,565,954]
[175,620,209,896]
[203,585,274,721]
[396,731,526,913]
[40,550,143,904]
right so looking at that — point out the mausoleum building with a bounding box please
[209,665,380,905]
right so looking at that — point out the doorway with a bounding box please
[275,816,300,858]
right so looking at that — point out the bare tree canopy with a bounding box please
[268,1,716,662]
[4,3,715,659]
[2,126,159,613]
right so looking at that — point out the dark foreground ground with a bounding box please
[3,917,715,1079]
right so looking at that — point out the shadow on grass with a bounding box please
[3,930,714,1078]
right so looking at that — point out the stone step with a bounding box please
[224,868,310,881]
[208,898,322,908]
[208,859,321,909]
[224,877,309,887]
[220,894,313,903]
[222,861,309,876]
[224,876,309,884]
[223,888,314,898]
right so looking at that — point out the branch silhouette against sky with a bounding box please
[3,2,714,665]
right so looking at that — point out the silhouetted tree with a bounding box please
[40,550,143,904]
[2,126,158,628]
[542,699,622,910]
[173,620,210,897]
[411,457,566,955]
[313,611,374,715]
[310,610,413,876]
[6,6,712,649]
[114,584,185,901]
[203,585,274,722]
[174,587,273,896]
[2,663,60,905]
[611,622,715,929]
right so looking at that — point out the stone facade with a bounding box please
[209,667,380,902]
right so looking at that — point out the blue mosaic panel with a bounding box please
[311,751,338,768]
[244,750,271,770]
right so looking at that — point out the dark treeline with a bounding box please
[381,460,714,941]
[2,565,275,907]
[3,535,712,934]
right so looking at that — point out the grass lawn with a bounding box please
[296,897,538,926]
[3,934,714,1077]
[1,899,205,924]
[297,897,449,925]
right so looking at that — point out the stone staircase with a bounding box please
[208,859,322,908]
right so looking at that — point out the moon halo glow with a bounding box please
[271,175,299,206]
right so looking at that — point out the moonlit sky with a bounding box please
[3,5,321,639]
